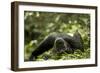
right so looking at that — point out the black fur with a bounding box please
[29,31,84,61]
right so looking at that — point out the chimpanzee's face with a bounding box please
[56,39,64,48]
[52,37,73,54]
[53,37,67,53]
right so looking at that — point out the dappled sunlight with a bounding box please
[24,11,90,61]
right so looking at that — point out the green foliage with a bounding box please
[24,11,90,61]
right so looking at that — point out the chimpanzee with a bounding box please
[29,30,84,61]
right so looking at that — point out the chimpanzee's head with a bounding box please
[52,37,73,54]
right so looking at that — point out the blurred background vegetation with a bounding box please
[24,11,90,61]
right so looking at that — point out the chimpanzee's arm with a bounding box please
[63,30,84,51]
[29,35,56,61]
